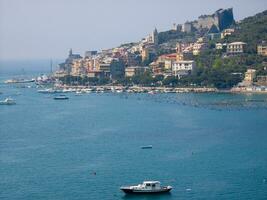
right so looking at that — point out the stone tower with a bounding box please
[152,28,158,45]
[69,48,73,57]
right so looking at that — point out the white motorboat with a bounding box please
[4,78,34,84]
[120,181,172,194]
[0,98,16,105]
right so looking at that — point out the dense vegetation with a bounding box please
[222,10,267,53]
[158,10,267,89]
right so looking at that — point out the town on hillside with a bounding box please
[51,8,267,93]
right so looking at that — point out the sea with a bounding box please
[0,60,267,200]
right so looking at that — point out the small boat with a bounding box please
[0,98,16,105]
[141,145,152,149]
[38,88,56,93]
[4,78,35,84]
[53,95,69,100]
[120,181,172,194]
[148,91,156,94]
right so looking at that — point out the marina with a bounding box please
[1,0,267,199]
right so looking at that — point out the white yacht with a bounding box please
[120,181,172,194]
[0,98,16,105]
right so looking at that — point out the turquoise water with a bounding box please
[1,76,267,199]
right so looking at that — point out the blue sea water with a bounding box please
[1,66,267,199]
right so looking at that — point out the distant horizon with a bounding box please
[0,0,266,61]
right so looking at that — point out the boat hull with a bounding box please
[54,97,69,100]
[0,102,16,105]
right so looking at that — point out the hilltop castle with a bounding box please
[182,8,234,33]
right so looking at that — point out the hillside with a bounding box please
[182,10,267,89]
[223,10,267,53]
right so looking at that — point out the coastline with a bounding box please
[52,84,219,93]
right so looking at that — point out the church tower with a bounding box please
[152,28,158,45]
[69,48,73,57]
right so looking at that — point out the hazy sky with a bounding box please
[0,0,266,60]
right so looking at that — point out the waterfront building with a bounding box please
[83,58,98,72]
[227,42,246,54]
[71,59,85,76]
[157,53,177,70]
[257,41,267,56]
[244,69,256,83]
[125,66,149,77]
[98,63,111,77]
[236,69,257,88]
[172,60,196,78]
[256,76,267,86]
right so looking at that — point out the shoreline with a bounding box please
[52,85,219,93]
[36,84,267,94]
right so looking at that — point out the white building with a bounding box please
[172,60,196,78]
[227,42,246,54]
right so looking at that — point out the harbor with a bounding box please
[1,1,267,199]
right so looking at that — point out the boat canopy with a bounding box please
[143,181,160,185]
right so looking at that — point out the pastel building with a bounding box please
[227,42,246,54]
[172,60,196,78]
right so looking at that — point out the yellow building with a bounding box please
[141,48,149,61]
[256,76,267,86]
[244,69,256,83]
[71,59,85,76]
